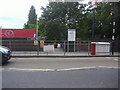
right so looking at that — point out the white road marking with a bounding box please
[105,57,111,59]
[113,59,118,61]
[105,57,118,61]
[12,58,93,60]
[98,66,118,69]
[2,66,118,72]
[57,67,97,71]
[8,68,55,72]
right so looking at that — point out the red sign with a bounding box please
[0,29,36,38]
[90,0,98,8]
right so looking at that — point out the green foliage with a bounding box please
[41,2,84,40]
[23,23,36,29]
[38,18,46,37]
[23,5,37,30]
[28,5,37,24]
[94,2,113,39]
[45,19,67,40]
[24,2,120,40]
[115,2,120,39]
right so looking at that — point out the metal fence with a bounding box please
[1,39,119,56]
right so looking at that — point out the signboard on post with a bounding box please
[34,40,38,45]
[68,29,76,41]
[40,40,44,48]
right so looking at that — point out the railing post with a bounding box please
[67,41,69,52]
[37,41,39,56]
[9,40,12,50]
[74,41,75,52]
[64,41,66,55]
[88,41,90,56]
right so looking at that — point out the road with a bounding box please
[1,57,119,88]
[2,57,118,69]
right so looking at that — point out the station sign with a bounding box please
[0,29,36,38]
[68,29,76,41]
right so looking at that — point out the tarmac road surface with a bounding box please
[2,68,119,88]
[1,57,119,88]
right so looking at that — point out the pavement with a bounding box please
[11,47,119,57]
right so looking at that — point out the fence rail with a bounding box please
[1,39,119,56]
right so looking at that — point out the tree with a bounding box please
[45,19,67,40]
[38,18,46,37]
[40,2,119,40]
[114,2,120,39]
[23,5,37,29]
[28,5,37,24]
[94,2,113,39]
[23,23,36,29]
[41,2,83,40]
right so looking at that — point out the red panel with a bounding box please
[0,29,36,38]
[90,42,96,55]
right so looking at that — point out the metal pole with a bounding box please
[111,2,115,55]
[64,41,66,55]
[74,41,75,52]
[36,20,38,37]
[88,41,90,56]
[111,21,115,55]
[77,41,78,52]
[0,26,2,45]
[67,41,69,52]
[112,2,115,41]
[92,9,95,41]
[9,40,11,49]
[36,20,39,56]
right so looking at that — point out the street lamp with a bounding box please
[112,3,115,55]
[36,17,45,38]
[35,17,45,55]
[39,17,45,38]
[36,19,39,39]
[110,2,115,55]
[0,26,2,45]
[84,0,98,41]
[92,9,95,41]
[112,4,115,41]
[35,17,39,55]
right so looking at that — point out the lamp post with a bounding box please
[110,2,115,55]
[35,16,46,38]
[36,17,45,54]
[84,0,98,41]
[0,26,2,45]
[39,17,45,38]
[92,9,95,41]
[36,19,39,38]
[111,3,115,41]
[35,18,39,55]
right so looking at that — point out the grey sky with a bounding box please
[0,0,119,29]
[0,0,49,29]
